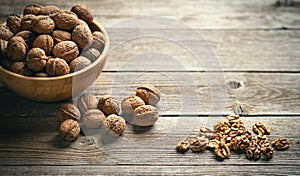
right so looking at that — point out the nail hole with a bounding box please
[228,81,242,89]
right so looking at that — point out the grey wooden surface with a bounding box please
[0,0,299,175]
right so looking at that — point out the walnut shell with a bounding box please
[90,36,104,52]
[46,57,70,76]
[71,4,94,24]
[93,31,106,42]
[59,119,80,141]
[56,103,81,122]
[53,41,79,62]
[103,114,126,136]
[77,93,98,114]
[69,56,91,73]
[53,11,79,30]
[32,15,55,34]
[39,6,60,15]
[98,95,120,116]
[133,105,159,126]
[0,39,8,57]
[82,48,100,62]
[136,84,160,105]
[15,30,36,48]
[72,25,93,50]
[6,36,27,61]
[121,96,145,115]
[33,34,54,55]
[10,61,33,76]
[6,14,22,34]
[52,30,71,45]
[83,109,106,129]
[0,25,14,41]
[21,14,37,31]
[23,4,42,15]
[25,47,48,72]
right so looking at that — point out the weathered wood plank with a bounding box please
[105,29,300,72]
[0,72,299,116]
[0,116,298,167]
[0,0,299,29]
[0,165,299,175]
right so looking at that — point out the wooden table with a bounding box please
[0,0,299,175]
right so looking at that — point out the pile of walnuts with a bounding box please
[0,4,105,77]
[57,84,161,141]
[176,114,290,161]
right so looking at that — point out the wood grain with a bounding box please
[0,0,300,29]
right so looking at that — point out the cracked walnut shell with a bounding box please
[53,41,79,62]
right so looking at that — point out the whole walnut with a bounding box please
[83,109,106,129]
[136,84,160,105]
[133,105,159,126]
[103,114,126,136]
[46,57,70,76]
[0,39,8,57]
[53,11,79,30]
[33,34,54,55]
[6,36,28,61]
[77,93,98,114]
[72,25,93,50]
[59,119,80,141]
[0,25,14,41]
[39,6,60,15]
[121,96,145,115]
[25,48,48,72]
[71,4,94,24]
[32,15,55,34]
[98,95,120,116]
[53,41,79,62]
[69,56,91,73]
[52,30,71,45]
[10,61,33,76]
[56,103,81,122]
[6,14,22,34]
[90,36,105,52]
[15,30,36,48]
[78,19,89,28]
[23,4,42,15]
[21,14,37,31]
[93,31,106,42]
[82,48,100,62]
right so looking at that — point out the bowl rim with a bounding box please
[0,20,110,81]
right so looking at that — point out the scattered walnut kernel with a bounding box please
[52,41,79,62]
[261,146,274,160]
[59,119,80,141]
[83,109,106,129]
[97,95,120,116]
[272,138,289,151]
[253,122,270,135]
[6,14,22,34]
[103,114,126,136]
[71,4,94,24]
[46,57,70,76]
[190,137,208,152]
[56,103,81,122]
[176,141,190,153]
[214,141,230,159]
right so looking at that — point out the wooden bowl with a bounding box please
[0,21,109,102]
